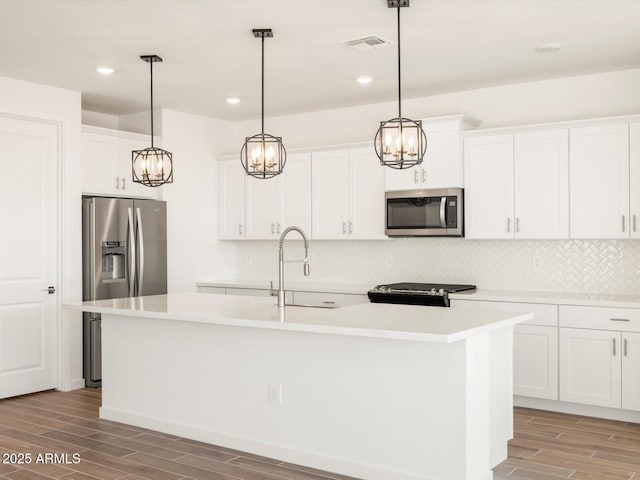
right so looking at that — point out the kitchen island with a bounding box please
[68,292,532,480]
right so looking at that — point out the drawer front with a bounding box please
[451,299,557,326]
[293,291,369,308]
[560,305,640,332]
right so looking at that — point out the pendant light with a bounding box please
[132,55,174,187]
[374,0,427,169]
[240,28,286,179]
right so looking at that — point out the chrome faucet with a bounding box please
[277,226,310,308]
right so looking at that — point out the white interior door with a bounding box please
[0,115,58,399]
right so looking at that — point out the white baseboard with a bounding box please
[58,378,86,392]
[514,396,640,423]
[100,406,443,480]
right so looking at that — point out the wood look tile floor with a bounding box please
[0,390,638,480]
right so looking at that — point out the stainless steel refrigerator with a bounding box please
[82,196,167,387]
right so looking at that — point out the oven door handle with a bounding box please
[439,197,447,228]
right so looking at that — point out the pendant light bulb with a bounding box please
[132,54,174,187]
[374,0,427,169]
[240,28,286,179]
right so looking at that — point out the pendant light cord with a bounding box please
[149,59,155,148]
[397,3,401,121]
[261,36,265,136]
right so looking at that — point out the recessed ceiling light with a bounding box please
[226,97,240,104]
[96,66,115,75]
[535,43,562,53]
[356,76,373,85]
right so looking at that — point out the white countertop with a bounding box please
[66,292,532,343]
[197,279,640,308]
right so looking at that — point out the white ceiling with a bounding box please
[1,0,639,121]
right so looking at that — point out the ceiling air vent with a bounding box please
[340,35,393,52]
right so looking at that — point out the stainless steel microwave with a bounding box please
[385,188,464,237]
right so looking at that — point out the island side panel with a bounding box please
[100,313,478,480]
[489,326,514,467]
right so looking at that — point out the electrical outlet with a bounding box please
[246,253,253,264]
[532,256,541,272]
[268,383,282,406]
[385,255,393,267]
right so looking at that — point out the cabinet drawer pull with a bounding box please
[322,301,336,305]
[613,338,617,356]
[610,318,630,322]
[624,338,628,357]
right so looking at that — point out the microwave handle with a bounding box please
[440,197,447,228]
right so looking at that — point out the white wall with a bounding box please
[0,75,83,391]
[229,68,640,153]
[160,109,238,292]
[82,110,119,129]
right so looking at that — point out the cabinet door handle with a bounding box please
[239,224,243,235]
[414,170,419,184]
[506,217,511,233]
[624,338,628,357]
[271,223,275,235]
[348,221,353,234]
[115,177,120,190]
[515,217,520,233]
[121,177,126,190]
[422,169,426,184]
[277,223,281,234]
[342,221,347,234]
[613,338,617,356]
[622,215,626,233]
[633,214,637,233]
[610,318,630,322]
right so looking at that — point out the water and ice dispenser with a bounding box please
[101,241,126,282]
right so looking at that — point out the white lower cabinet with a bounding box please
[450,299,558,400]
[514,325,558,400]
[559,328,621,408]
[622,332,640,411]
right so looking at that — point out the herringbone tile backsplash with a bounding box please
[235,239,640,294]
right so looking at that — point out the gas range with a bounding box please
[367,282,476,307]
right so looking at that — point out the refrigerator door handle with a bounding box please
[136,207,145,295]
[127,207,136,297]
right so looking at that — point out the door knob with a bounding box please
[42,286,56,294]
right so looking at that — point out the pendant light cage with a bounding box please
[375,117,427,169]
[241,133,286,179]
[375,0,427,170]
[132,54,174,187]
[241,28,286,179]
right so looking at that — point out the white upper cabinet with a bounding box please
[312,147,385,240]
[82,126,159,198]
[465,129,569,239]
[569,124,629,238]
[279,153,312,235]
[464,134,514,239]
[385,115,476,191]
[225,153,311,241]
[218,159,246,240]
[630,123,640,239]
[514,129,569,239]
[348,146,386,240]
